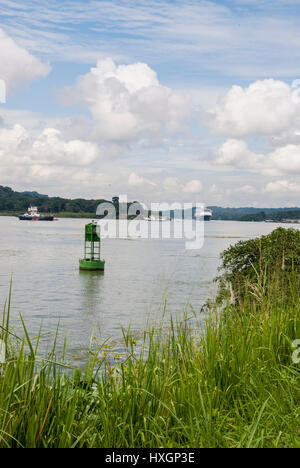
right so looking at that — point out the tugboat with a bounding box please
[18,206,54,221]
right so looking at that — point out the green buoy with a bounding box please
[79,222,105,271]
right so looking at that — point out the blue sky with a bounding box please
[1,0,300,206]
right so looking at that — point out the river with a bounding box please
[0,216,297,363]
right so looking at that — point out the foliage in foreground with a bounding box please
[216,227,300,304]
[0,276,299,448]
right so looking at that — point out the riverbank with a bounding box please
[0,277,299,448]
[1,228,300,448]
[0,211,98,218]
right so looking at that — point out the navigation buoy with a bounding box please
[79,222,105,271]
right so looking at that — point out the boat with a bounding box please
[18,206,54,221]
[143,215,169,221]
[194,207,212,221]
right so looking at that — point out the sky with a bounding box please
[1,0,300,207]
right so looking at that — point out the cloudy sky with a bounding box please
[1,0,300,207]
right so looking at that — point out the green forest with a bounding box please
[1,185,300,221]
[0,185,109,216]
[208,205,300,221]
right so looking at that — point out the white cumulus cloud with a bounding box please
[205,79,298,138]
[162,177,203,196]
[0,124,99,167]
[0,28,51,95]
[215,138,300,176]
[183,179,203,193]
[0,124,102,191]
[264,180,300,194]
[60,58,190,143]
[128,172,156,187]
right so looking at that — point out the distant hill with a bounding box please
[1,185,300,221]
[0,185,111,217]
[208,206,300,222]
[20,191,49,198]
[162,205,300,222]
[0,185,142,218]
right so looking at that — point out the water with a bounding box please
[0,216,297,362]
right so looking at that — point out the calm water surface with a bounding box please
[0,216,297,361]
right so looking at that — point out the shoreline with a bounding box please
[1,212,300,224]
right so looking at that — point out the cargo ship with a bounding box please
[194,207,212,221]
[18,206,54,221]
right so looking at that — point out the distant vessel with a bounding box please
[18,206,54,221]
[143,215,169,221]
[194,207,212,221]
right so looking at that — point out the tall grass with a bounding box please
[0,276,299,448]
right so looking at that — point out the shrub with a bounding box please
[216,227,300,305]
